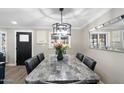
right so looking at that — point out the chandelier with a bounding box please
[52,8,71,36]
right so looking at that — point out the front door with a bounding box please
[16,32,32,65]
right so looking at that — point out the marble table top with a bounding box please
[25,54,100,84]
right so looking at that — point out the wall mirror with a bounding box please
[89,15,124,53]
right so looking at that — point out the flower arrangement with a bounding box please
[53,41,68,54]
[53,40,68,60]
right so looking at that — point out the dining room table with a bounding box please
[25,54,100,84]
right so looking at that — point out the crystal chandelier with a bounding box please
[52,8,71,36]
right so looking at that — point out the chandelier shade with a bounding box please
[52,8,71,36]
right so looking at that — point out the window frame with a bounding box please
[49,31,71,48]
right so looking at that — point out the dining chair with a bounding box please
[83,56,96,71]
[0,52,5,62]
[76,53,84,62]
[0,52,5,84]
[24,56,39,74]
[37,53,45,62]
[0,62,5,84]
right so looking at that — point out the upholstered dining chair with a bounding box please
[76,53,84,62]
[0,62,5,84]
[37,53,45,62]
[83,56,96,71]
[24,56,39,74]
[0,52,5,84]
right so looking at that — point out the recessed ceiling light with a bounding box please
[11,21,18,25]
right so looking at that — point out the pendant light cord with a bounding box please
[61,10,63,24]
[59,8,63,24]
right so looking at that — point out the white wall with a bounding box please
[81,8,124,83]
[33,29,83,56]
[5,28,83,66]
[7,30,15,65]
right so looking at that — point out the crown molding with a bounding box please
[0,25,81,30]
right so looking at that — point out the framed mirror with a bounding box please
[89,15,124,53]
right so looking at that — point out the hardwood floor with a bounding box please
[5,66,27,84]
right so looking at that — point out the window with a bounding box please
[19,34,29,42]
[90,32,110,49]
[49,31,71,48]
[0,31,6,56]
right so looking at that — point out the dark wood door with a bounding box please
[16,32,32,65]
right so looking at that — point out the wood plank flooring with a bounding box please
[5,66,27,84]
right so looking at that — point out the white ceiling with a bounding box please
[0,8,111,29]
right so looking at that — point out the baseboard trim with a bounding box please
[6,63,16,66]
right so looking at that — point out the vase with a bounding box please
[57,50,63,61]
